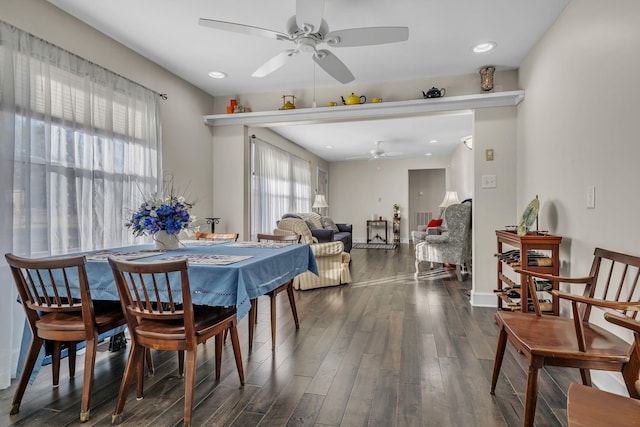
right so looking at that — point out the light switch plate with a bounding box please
[482,174,497,188]
[486,149,494,161]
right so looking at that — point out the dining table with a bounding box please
[16,239,318,382]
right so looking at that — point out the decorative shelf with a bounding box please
[203,90,524,127]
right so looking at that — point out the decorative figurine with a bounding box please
[422,87,446,98]
[480,66,496,92]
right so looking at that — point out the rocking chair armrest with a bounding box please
[513,268,595,285]
[551,290,640,311]
[604,312,640,334]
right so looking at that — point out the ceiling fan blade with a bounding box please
[296,0,325,33]
[252,49,299,77]
[326,27,409,47]
[313,50,354,84]
[198,18,288,41]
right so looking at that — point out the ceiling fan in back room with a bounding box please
[346,141,403,161]
[199,0,409,84]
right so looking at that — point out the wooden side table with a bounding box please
[366,220,388,243]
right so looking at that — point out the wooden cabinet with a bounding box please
[495,230,562,315]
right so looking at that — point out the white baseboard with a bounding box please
[470,290,498,308]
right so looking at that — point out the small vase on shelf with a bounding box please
[154,230,180,250]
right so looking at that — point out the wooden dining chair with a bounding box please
[108,256,244,427]
[490,248,640,427]
[5,253,127,422]
[567,311,640,427]
[195,232,239,242]
[253,233,301,350]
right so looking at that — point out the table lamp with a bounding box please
[312,194,328,215]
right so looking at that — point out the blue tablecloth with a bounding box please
[17,241,318,382]
[81,242,317,320]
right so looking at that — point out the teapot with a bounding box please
[341,93,366,105]
[422,87,446,99]
[279,94,296,110]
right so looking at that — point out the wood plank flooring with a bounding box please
[0,244,578,426]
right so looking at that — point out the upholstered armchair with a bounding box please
[411,218,444,245]
[414,202,472,281]
[274,217,352,290]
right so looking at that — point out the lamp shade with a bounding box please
[439,191,460,208]
[312,194,328,209]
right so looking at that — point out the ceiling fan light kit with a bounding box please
[345,140,403,161]
[199,0,409,84]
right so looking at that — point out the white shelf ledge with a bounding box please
[203,90,524,127]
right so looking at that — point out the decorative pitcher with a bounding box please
[154,230,180,250]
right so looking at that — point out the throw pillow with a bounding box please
[321,216,340,233]
[304,219,319,230]
[424,218,443,231]
[282,213,302,220]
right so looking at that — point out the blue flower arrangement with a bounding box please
[127,183,194,237]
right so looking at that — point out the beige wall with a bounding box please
[329,157,451,243]
[408,169,446,232]
[0,0,215,232]
[211,126,330,240]
[517,0,640,392]
[213,70,519,114]
[471,107,518,306]
[449,140,474,201]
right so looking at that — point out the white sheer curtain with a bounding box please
[0,21,162,388]
[251,137,311,240]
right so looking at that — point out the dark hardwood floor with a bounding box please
[0,244,578,426]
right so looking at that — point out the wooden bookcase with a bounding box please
[495,229,562,315]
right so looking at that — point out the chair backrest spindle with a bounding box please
[110,257,188,324]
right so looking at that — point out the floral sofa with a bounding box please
[274,217,351,290]
[282,212,352,252]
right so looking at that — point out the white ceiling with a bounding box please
[269,111,474,162]
[46,0,569,162]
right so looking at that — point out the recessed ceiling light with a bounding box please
[326,145,334,149]
[429,139,438,144]
[208,71,227,79]
[473,42,497,53]
[425,153,433,156]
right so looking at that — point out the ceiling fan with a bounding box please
[346,141,402,161]
[199,0,409,84]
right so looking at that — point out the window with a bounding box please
[0,21,161,257]
[0,20,162,389]
[250,137,311,239]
